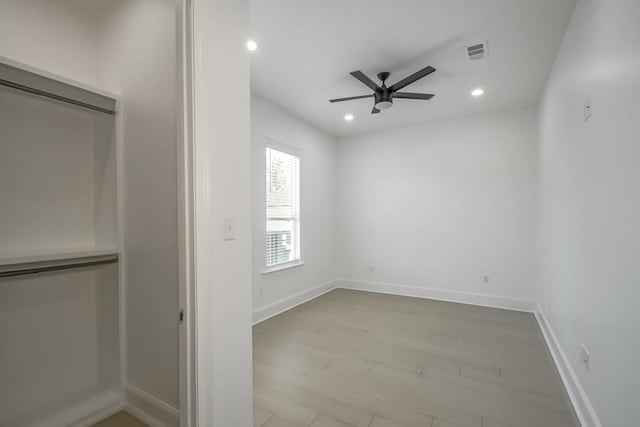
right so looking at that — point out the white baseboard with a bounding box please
[68,400,123,427]
[335,278,536,312]
[253,280,337,324]
[534,304,602,427]
[34,390,122,427]
[124,384,180,427]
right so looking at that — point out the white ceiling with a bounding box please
[249,0,576,137]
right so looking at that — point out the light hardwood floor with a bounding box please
[253,289,578,427]
[92,411,148,427]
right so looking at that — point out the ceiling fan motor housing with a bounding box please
[375,90,393,110]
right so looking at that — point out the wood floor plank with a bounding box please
[309,414,357,427]
[255,372,374,427]
[370,415,417,427]
[253,289,578,427]
[262,415,304,427]
[255,361,433,427]
[431,418,462,427]
[91,411,148,427]
[255,406,274,427]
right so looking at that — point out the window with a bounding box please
[265,145,301,269]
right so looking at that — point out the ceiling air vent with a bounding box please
[467,42,488,61]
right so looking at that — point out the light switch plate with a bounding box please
[223,217,236,240]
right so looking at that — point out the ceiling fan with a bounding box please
[329,66,436,114]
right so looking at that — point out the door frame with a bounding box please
[177,0,195,426]
[177,1,254,426]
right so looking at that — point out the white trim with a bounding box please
[265,137,302,157]
[263,140,304,271]
[68,400,124,427]
[124,384,180,427]
[191,0,253,425]
[113,83,127,403]
[253,280,336,324]
[335,278,536,312]
[26,390,122,427]
[176,1,195,426]
[262,260,304,274]
[534,303,602,427]
[0,55,119,100]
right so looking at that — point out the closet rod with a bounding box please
[0,78,115,115]
[0,257,118,279]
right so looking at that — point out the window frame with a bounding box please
[262,138,304,274]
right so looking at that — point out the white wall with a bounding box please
[537,0,640,425]
[0,0,181,419]
[336,108,538,302]
[0,88,100,251]
[192,0,253,425]
[0,6,111,426]
[0,1,99,86]
[251,96,337,315]
[97,0,180,412]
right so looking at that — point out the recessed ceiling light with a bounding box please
[471,88,485,97]
[344,114,354,122]
[247,40,258,52]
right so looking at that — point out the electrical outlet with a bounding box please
[584,98,592,121]
[223,217,236,240]
[482,275,490,284]
[581,345,591,372]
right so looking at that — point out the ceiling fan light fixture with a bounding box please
[344,114,354,121]
[471,88,485,97]
[374,91,393,110]
[374,101,393,110]
[247,40,258,51]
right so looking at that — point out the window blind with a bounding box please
[266,147,301,267]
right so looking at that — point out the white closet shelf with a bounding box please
[0,56,117,114]
[0,247,119,277]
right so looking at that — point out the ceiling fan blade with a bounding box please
[350,71,382,91]
[329,94,373,103]
[371,106,380,114]
[389,66,436,92]
[393,92,435,100]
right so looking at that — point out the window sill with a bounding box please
[262,260,304,275]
